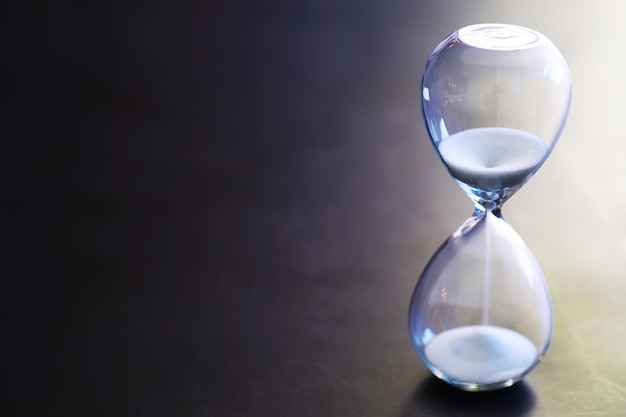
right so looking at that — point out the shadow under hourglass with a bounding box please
[397,376,536,417]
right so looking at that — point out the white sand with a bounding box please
[438,127,548,189]
[425,325,537,385]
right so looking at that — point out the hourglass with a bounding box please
[409,24,572,391]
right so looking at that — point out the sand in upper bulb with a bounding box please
[438,127,548,189]
[424,325,538,385]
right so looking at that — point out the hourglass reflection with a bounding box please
[409,24,572,391]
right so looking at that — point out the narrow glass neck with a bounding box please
[459,180,523,214]
[473,205,502,218]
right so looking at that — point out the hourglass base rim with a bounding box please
[428,368,527,391]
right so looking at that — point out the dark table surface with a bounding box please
[5,1,626,416]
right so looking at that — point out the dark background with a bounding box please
[5,1,626,416]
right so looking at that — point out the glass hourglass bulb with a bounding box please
[409,24,572,391]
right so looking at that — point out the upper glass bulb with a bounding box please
[421,23,572,210]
